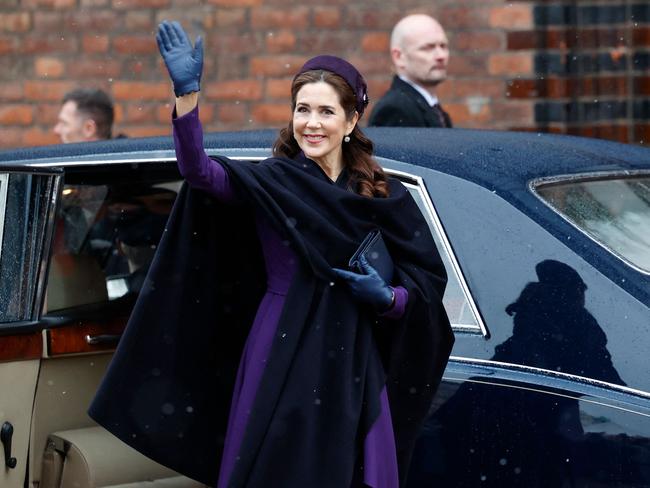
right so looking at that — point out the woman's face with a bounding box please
[292,81,358,169]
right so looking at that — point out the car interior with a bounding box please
[30,164,205,488]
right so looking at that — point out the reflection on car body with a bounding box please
[0,127,648,488]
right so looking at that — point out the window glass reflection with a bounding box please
[537,176,650,272]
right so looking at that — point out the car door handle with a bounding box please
[1,422,17,469]
[84,334,121,346]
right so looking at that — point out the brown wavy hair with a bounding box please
[272,70,389,198]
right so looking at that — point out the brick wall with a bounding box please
[0,0,647,149]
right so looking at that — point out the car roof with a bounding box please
[0,128,648,188]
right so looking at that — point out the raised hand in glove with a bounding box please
[156,20,203,97]
[333,255,395,312]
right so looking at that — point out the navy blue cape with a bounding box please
[89,154,453,487]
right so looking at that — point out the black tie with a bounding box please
[432,103,447,128]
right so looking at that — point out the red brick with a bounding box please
[489,5,533,30]
[507,79,539,98]
[488,53,532,76]
[344,8,403,29]
[198,103,214,123]
[634,76,650,96]
[250,56,307,77]
[437,6,491,29]
[113,35,157,54]
[33,12,64,31]
[124,104,157,123]
[113,104,124,124]
[450,79,505,99]
[298,32,357,54]
[0,13,31,32]
[252,103,290,125]
[217,103,247,124]
[155,9,213,30]
[0,85,23,101]
[205,80,263,101]
[35,57,65,78]
[81,0,109,6]
[313,7,341,29]
[209,55,248,80]
[23,128,59,147]
[265,79,292,99]
[633,27,650,47]
[82,34,109,53]
[251,7,309,29]
[491,101,533,125]
[361,32,389,53]
[66,11,120,31]
[266,31,296,54]
[453,31,503,51]
[449,55,489,76]
[214,8,247,28]
[347,55,391,76]
[22,36,77,54]
[68,60,122,79]
[208,0,260,6]
[209,33,262,55]
[0,36,14,55]
[445,102,490,127]
[36,103,61,124]
[634,124,650,145]
[24,81,75,101]
[112,0,170,8]
[567,125,629,143]
[23,0,75,8]
[124,59,146,76]
[0,105,34,126]
[120,125,170,137]
[156,104,173,123]
[0,129,22,149]
[125,11,155,30]
[112,82,172,101]
[366,78,391,101]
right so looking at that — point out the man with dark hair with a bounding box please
[54,88,115,143]
[369,14,453,128]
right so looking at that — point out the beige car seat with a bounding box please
[40,427,205,488]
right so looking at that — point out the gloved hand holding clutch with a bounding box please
[333,255,395,312]
[156,20,204,97]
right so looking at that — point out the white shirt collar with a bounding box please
[398,75,439,107]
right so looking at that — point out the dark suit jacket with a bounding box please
[368,76,452,128]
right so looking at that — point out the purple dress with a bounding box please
[173,106,407,488]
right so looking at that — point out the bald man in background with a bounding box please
[369,14,453,128]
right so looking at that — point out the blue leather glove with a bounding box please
[333,255,395,312]
[156,20,203,97]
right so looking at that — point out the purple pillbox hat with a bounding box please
[295,55,369,116]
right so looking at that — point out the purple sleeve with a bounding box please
[172,106,239,203]
[380,285,408,320]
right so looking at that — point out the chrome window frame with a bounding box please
[387,168,488,336]
[28,155,487,335]
[531,170,650,276]
[0,174,8,264]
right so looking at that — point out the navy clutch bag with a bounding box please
[349,229,394,283]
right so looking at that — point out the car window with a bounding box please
[0,173,52,322]
[0,174,7,265]
[536,175,650,273]
[403,181,485,334]
[45,170,182,313]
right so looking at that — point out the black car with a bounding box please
[0,128,648,488]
